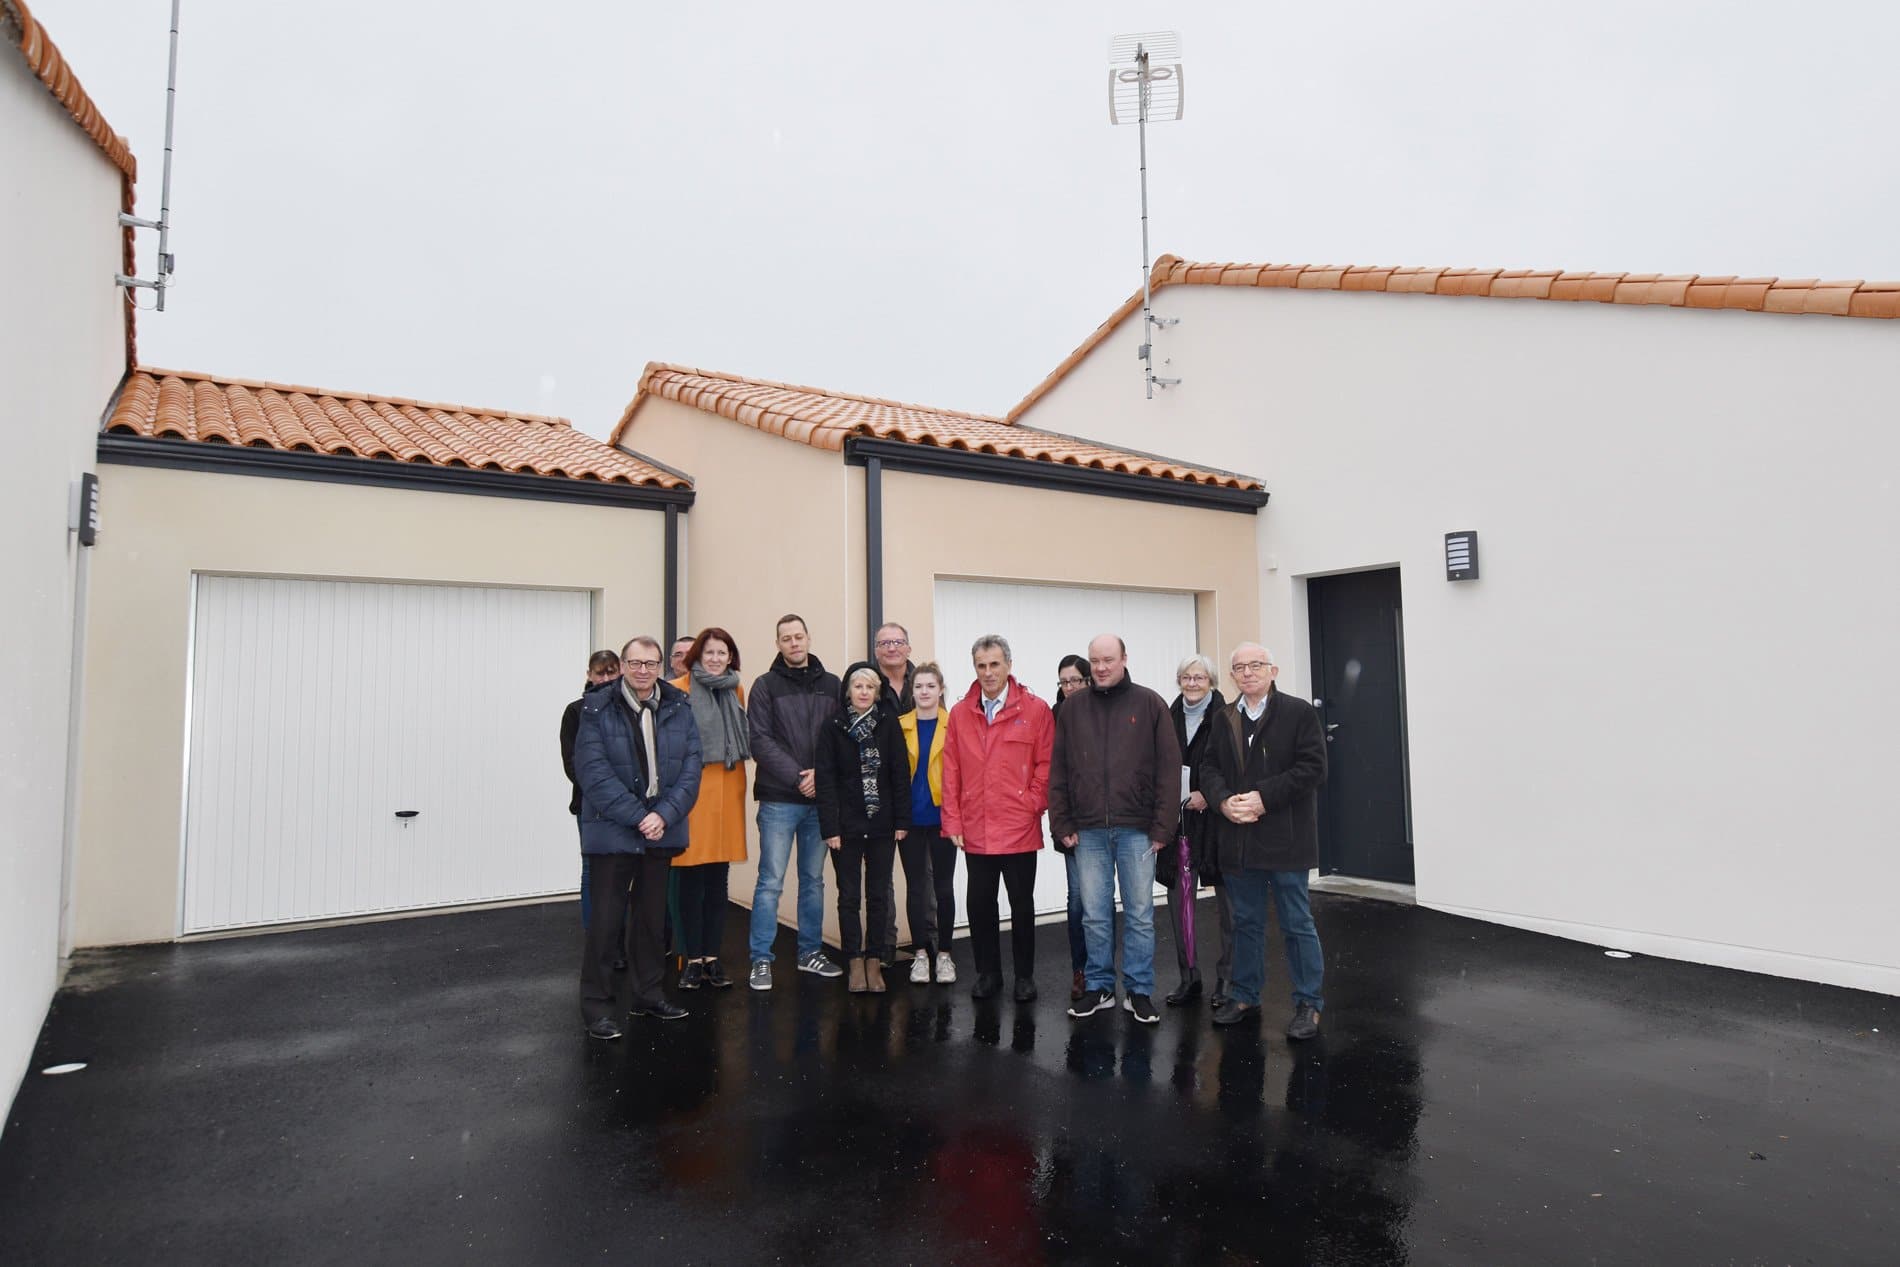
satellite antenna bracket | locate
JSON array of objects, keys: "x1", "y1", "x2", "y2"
[{"x1": 114, "y1": 1, "x2": 183, "y2": 311}]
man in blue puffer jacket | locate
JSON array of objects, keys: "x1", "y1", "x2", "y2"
[{"x1": 575, "y1": 635, "x2": 703, "y2": 1038}]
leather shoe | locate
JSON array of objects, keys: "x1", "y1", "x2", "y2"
[
  {"x1": 1211, "y1": 999, "x2": 1257, "y2": 1027},
  {"x1": 971, "y1": 972, "x2": 1003, "y2": 1000},
  {"x1": 629, "y1": 1000, "x2": 688, "y2": 1021},
  {"x1": 1209, "y1": 978, "x2": 1230, "y2": 1009},
  {"x1": 586, "y1": 1017, "x2": 622, "y2": 1040},
  {"x1": 1013, "y1": 977, "x2": 1037, "y2": 1003},
  {"x1": 1165, "y1": 977, "x2": 1202, "y2": 1007}
]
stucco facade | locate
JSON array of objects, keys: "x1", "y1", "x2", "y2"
[
  {"x1": 1016, "y1": 278, "x2": 1900, "y2": 994},
  {"x1": 1, "y1": 45, "x2": 131, "y2": 1115},
  {"x1": 623, "y1": 394, "x2": 1260, "y2": 945},
  {"x1": 72, "y1": 464, "x2": 668, "y2": 947}
]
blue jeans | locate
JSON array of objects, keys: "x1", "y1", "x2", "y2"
[
  {"x1": 1076, "y1": 826, "x2": 1158, "y2": 996},
  {"x1": 1226, "y1": 867, "x2": 1324, "y2": 1009},
  {"x1": 1064, "y1": 850, "x2": 1087, "y2": 972},
  {"x1": 749, "y1": 801, "x2": 827, "y2": 962}
]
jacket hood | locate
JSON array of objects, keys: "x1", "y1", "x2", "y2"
[
  {"x1": 1089, "y1": 670, "x2": 1135, "y2": 698},
  {"x1": 838, "y1": 659, "x2": 882, "y2": 711},
  {"x1": 771, "y1": 651, "x2": 829, "y2": 683}
]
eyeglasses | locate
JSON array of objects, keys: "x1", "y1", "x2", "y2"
[
  {"x1": 624, "y1": 659, "x2": 662, "y2": 671},
  {"x1": 875, "y1": 638, "x2": 908, "y2": 650},
  {"x1": 1178, "y1": 673, "x2": 1209, "y2": 684},
  {"x1": 1058, "y1": 676, "x2": 1085, "y2": 688},
  {"x1": 1230, "y1": 661, "x2": 1274, "y2": 674}
]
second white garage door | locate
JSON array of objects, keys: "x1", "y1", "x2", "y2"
[
  {"x1": 932, "y1": 578, "x2": 1200, "y2": 920},
  {"x1": 181, "y1": 576, "x2": 590, "y2": 934}
]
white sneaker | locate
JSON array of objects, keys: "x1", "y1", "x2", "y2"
[
  {"x1": 935, "y1": 952, "x2": 957, "y2": 985},
  {"x1": 910, "y1": 949, "x2": 930, "y2": 984}
]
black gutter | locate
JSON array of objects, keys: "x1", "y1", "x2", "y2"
[
  {"x1": 97, "y1": 434, "x2": 695, "y2": 510},
  {"x1": 841, "y1": 436, "x2": 1268, "y2": 514},
  {"x1": 864, "y1": 454, "x2": 884, "y2": 654},
  {"x1": 663, "y1": 505, "x2": 680, "y2": 649}
]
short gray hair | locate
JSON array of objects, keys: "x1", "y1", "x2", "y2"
[
  {"x1": 846, "y1": 665, "x2": 883, "y2": 690},
  {"x1": 971, "y1": 634, "x2": 1012, "y2": 663},
  {"x1": 1176, "y1": 654, "x2": 1217, "y2": 681}
]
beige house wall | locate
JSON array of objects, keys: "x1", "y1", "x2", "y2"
[
  {"x1": 1, "y1": 52, "x2": 130, "y2": 1117},
  {"x1": 73, "y1": 464, "x2": 667, "y2": 947},
  {"x1": 1016, "y1": 281, "x2": 1900, "y2": 994},
  {"x1": 621, "y1": 398, "x2": 1259, "y2": 949}
]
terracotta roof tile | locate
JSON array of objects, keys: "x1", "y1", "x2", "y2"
[
  {"x1": 106, "y1": 369, "x2": 688, "y2": 489},
  {"x1": 1005, "y1": 252, "x2": 1898, "y2": 423},
  {"x1": 614, "y1": 363, "x2": 1262, "y2": 491}
]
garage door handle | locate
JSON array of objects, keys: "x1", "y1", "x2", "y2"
[
  {"x1": 394, "y1": 810, "x2": 419, "y2": 819},
  {"x1": 1325, "y1": 723, "x2": 1340, "y2": 732}
]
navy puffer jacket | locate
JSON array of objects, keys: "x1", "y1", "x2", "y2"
[{"x1": 576, "y1": 678, "x2": 702, "y2": 854}]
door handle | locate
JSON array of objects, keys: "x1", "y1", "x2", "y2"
[{"x1": 1325, "y1": 723, "x2": 1340, "y2": 732}]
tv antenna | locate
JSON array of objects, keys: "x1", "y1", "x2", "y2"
[
  {"x1": 1108, "y1": 31, "x2": 1184, "y2": 398},
  {"x1": 116, "y1": 0, "x2": 182, "y2": 311}
]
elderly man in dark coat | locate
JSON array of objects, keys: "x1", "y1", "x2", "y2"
[
  {"x1": 1197, "y1": 642, "x2": 1328, "y2": 1038},
  {"x1": 575, "y1": 635, "x2": 702, "y2": 1038}
]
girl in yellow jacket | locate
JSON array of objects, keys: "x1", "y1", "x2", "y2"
[{"x1": 898, "y1": 664, "x2": 956, "y2": 984}]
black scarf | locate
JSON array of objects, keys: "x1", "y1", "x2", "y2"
[{"x1": 844, "y1": 707, "x2": 882, "y2": 816}]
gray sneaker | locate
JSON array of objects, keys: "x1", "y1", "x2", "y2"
[
  {"x1": 748, "y1": 958, "x2": 773, "y2": 991},
  {"x1": 797, "y1": 950, "x2": 843, "y2": 979}
]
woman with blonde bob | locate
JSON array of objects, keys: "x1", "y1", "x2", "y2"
[{"x1": 815, "y1": 662, "x2": 911, "y2": 992}]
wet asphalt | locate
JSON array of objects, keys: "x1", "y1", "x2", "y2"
[{"x1": 2, "y1": 892, "x2": 1894, "y2": 1265}]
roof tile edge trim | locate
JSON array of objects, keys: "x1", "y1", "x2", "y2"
[
  {"x1": 134, "y1": 366, "x2": 574, "y2": 428},
  {"x1": 1003, "y1": 253, "x2": 1899, "y2": 423},
  {"x1": 4, "y1": 0, "x2": 137, "y2": 178}
]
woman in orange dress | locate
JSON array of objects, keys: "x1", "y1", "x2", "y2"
[{"x1": 670, "y1": 626, "x2": 750, "y2": 989}]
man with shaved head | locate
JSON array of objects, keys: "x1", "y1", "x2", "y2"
[
  {"x1": 1049, "y1": 633, "x2": 1181, "y2": 1025},
  {"x1": 1197, "y1": 643, "x2": 1328, "y2": 1038}
]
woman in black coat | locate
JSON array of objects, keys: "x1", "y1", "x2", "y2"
[
  {"x1": 815, "y1": 661, "x2": 911, "y2": 993},
  {"x1": 1163, "y1": 654, "x2": 1228, "y2": 1007}
]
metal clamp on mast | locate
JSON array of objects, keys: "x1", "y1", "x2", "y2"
[{"x1": 115, "y1": 0, "x2": 183, "y2": 311}]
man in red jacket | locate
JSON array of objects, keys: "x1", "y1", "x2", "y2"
[{"x1": 941, "y1": 634, "x2": 1054, "y2": 1002}]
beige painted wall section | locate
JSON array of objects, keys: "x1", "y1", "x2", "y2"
[
  {"x1": 1, "y1": 54, "x2": 129, "y2": 1117},
  {"x1": 73, "y1": 465, "x2": 667, "y2": 947},
  {"x1": 1018, "y1": 282, "x2": 1900, "y2": 994}
]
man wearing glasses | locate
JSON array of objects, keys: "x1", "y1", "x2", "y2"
[
  {"x1": 575, "y1": 636, "x2": 703, "y2": 1037},
  {"x1": 1197, "y1": 644, "x2": 1328, "y2": 1038},
  {"x1": 871, "y1": 622, "x2": 917, "y2": 714}
]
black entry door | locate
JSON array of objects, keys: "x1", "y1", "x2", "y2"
[{"x1": 1307, "y1": 568, "x2": 1413, "y2": 882}]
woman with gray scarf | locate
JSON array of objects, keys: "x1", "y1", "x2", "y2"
[{"x1": 670, "y1": 627, "x2": 752, "y2": 989}]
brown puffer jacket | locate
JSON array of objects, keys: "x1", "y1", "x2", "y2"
[{"x1": 1047, "y1": 673, "x2": 1182, "y2": 846}]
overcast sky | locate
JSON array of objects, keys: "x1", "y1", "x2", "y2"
[{"x1": 40, "y1": 1, "x2": 1900, "y2": 438}]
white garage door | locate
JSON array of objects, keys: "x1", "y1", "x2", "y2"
[
  {"x1": 931, "y1": 578, "x2": 1200, "y2": 921},
  {"x1": 181, "y1": 576, "x2": 590, "y2": 933}
]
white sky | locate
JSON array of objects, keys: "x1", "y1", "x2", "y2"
[{"x1": 38, "y1": 1, "x2": 1900, "y2": 439}]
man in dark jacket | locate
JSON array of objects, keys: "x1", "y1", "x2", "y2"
[
  {"x1": 575, "y1": 636, "x2": 702, "y2": 1038},
  {"x1": 1049, "y1": 634, "x2": 1182, "y2": 1026},
  {"x1": 560, "y1": 650, "x2": 622, "y2": 931},
  {"x1": 871, "y1": 621, "x2": 917, "y2": 714},
  {"x1": 745, "y1": 614, "x2": 845, "y2": 989},
  {"x1": 1197, "y1": 643, "x2": 1328, "y2": 1038}
]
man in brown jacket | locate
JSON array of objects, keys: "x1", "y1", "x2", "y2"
[{"x1": 1049, "y1": 634, "x2": 1182, "y2": 1025}]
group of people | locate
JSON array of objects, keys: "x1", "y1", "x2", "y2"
[{"x1": 558, "y1": 615, "x2": 1329, "y2": 1043}]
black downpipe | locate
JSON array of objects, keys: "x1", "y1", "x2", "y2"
[
  {"x1": 663, "y1": 504, "x2": 679, "y2": 649},
  {"x1": 864, "y1": 455, "x2": 883, "y2": 656}
]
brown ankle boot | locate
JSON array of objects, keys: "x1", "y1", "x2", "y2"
[
  {"x1": 865, "y1": 958, "x2": 886, "y2": 993},
  {"x1": 847, "y1": 959, "x2": 868, "y2": 993}
]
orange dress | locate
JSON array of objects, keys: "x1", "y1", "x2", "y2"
[{"x1": 670, "y1": 675, "x2": 749, "y2": 866}]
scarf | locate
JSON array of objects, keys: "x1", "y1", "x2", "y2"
[
  {"x1": 845, "y1": 706, "x2": 882, "y2": 816},
  {"x1": 619, "y1": 680, "x2": 658, "y2": 796},
  {"x1": 687, "y1": 665, "x2": 750, "y2": 768},
  {"x1": 1181, "y1": 693, "x2": 1213, "y2": 746}
]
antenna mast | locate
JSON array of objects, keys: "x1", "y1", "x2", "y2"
[
  {"x1": 116, "y1": 0, "x2": 182, "y2": 310},
  {"x1": 1109, "y1": 32, "x2": 1185, "y2": 397}
]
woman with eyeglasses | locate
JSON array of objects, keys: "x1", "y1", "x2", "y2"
[
  {"x1": 1050, "y1": 653, "x2": 1091, "y2": 1001},
  {"x1": 669, "y1": 627, "x2": 751, "y2": 990},
  {"x1": 1163, "y1": 654, "x2": 1229, "y2": 1008}
]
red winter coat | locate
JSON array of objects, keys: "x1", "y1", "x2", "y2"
[{"x1": 939, "y1": 677, "x2": 1053, "y2": 855}]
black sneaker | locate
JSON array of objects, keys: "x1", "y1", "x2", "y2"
[
  {"x1": 703, "y1": 959, "x2": 733, "y2": 989},
  {"x1": 1211, "y1": 999, "x2": 1256, "y2": 1027},
  {"x1": 630, "y1": 1000, "x2": 688, "y2": 1021},
  {"x1": 1068, "y1": 987, "x2": 1115, "y2": 1018},
  {"x1": 586, "y1": 1017, "x2": 622, "y2": 1041},
  {"x1": 1285, "y1": 1002, "x2": 1321, "y2": 1041},
  {"x1": 678, "y1": 961, "x2": 705, "y2": 990},
  {"x1": 1124, "y1": 993, "x2": 1160, "y2": 1025}
]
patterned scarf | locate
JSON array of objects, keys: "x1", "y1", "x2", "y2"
[{"x1": 845, "y1": 707, "x2": 882, "y2": 816}]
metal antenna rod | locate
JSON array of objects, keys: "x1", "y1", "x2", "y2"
[
  {"x1": 1136, "y1": 42, "x2": 1155, "y2": 399},
  {"x1": 155, "y1": 0, "x2": 181, "y2": 311}
]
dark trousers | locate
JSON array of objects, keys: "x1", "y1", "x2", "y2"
[
  {"x1": 1168, "y1": 877, "x2": 1234, "y2": 987},
  {"x1": 676, "y1": 862, "x2": 729, "y2": 959},
  {"x1": 930, "y1": 832, "x2": 958, "y2": 952},
  {"x1": 965, "y1": 851, "x2": 1037, "y2": 981},
  {"x1": 897, "y1": 827, "x2": 944, "y2": 955},
  {"x1": 579, "y1": 851, "x2": 671, "y2": 1022},
  {"x1": 834, "y1": 834, "x2": 897, "y2": 959}
]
